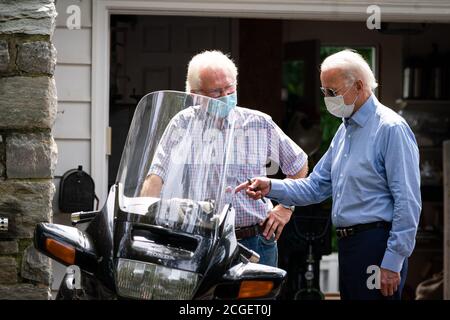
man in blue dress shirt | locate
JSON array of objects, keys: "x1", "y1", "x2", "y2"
[{"x1": 236, "y1": 49, "x2": 421, "y2": 300}]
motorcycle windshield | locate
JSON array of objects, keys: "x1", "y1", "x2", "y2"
[{"x1": 115, "y1": 90, "x2": 238, "y2": 237}]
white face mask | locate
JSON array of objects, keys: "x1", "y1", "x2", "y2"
[{"x1": 324, "y1": 84, "x2": 358, "y2": 118}]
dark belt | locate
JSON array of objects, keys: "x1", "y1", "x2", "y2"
[
  {"x1": 336, "y1": 221, "x2": 391, "y2": 240},
  {"x1": 235, "y1": 224, "x2": 262, "y2": 240}
]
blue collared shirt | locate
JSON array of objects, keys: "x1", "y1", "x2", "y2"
[{"x1": 269, "y1": 94, "x2": 422, "y2": 272}]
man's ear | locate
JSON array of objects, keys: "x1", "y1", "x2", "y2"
[{"x1": 356, "y1": 79, "x2": 364, "y2": 92}]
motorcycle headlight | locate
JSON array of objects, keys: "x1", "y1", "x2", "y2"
[{"x1": 115, "y1": 258, "x2": 200, "y2": 299}]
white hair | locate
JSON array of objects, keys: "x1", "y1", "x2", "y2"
[
  {"x1": 185, "y1": 50, "x2": 238, "y2": 92},
  {"x1": 320, "y1": 49, "x2": 378, "y2": 91}
]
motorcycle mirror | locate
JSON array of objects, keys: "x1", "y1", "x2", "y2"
[{"x1": 34, "y1": 223, "x2": 98, "y2": 273}]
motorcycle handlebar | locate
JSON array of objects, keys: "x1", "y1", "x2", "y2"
[{"x1": 238, "y1": 243, "x2": 260, "y2": 263}]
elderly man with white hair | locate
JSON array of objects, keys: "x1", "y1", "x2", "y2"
[
  {"x1": 236, "y1": 49, "x2": 421, "y2": 300},
  {"x1": 141, "y1": 50, "x2": 309, "y2": 267}
]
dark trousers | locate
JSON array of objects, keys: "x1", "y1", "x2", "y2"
[{"x1": 338, "y1": 227, "x2": 408, "y2": 300}]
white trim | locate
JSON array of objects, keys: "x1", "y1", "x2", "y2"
[
  {"x1": 92, "y1": 1, "x2": 111, "y2": 204},
  {"x1": 98, "y1": 1, "x2": 450, "y2": 22},
  {"x1": 92, "y1": 0, "x2": 450, "y2": 204}
]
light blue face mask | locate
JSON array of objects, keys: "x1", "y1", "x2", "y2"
[{"x1": 208, "y1": 92, "x2": 237, "y2": 118}]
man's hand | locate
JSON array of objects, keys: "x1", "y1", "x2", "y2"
[
  {"x1": 380, "y1": 268, "x2": 401, "y2": 297},
  {"x1": 261, "y1": 205, "x2": 292, "y2": 241},
  {"x1": 235, "y1": 177, "x2": 271, "y2": 200}
]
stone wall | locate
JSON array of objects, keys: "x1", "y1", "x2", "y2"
[{"x1": 0, "y1": 0, "x2": 57, "y2": 300}]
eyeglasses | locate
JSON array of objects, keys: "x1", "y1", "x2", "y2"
[
  {"x1": 193, "y1": 82, "x2": 237, "y2": 99},
  {"x1": 320, "y1": 81, "x2": 355, "y2": 97},
  {"x1": 320, "y1": 85, "x2": 346, "y2": 97}
]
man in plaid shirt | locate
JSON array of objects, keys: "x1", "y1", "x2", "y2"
[{"x1": 141, "y1": 50, "x2": 308, "y2": 266}]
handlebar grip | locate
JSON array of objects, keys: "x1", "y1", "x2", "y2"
[
  {"x1": 71, "y1": 211, "x2": 98, "y2": 224},
  {"x1": 238, "y1": 243, "x2": 260, "y2": 263}
]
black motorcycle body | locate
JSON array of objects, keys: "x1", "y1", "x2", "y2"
[{"x1": 34, "y1": 91, "x2": 286, "y2": 300}]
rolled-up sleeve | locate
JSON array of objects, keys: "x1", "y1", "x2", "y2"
[
  {"x1": 148, "y1": 117, "x2": 181, "y2": 182},
  {"x1": 381, "y1": 123, "x2": 422, "y2": 272},
  {"x1": 267, "y1": 119, "x2": 307, "y2": 176}
]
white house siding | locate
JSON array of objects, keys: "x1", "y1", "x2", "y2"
[
  {"x1": 50, "y1": 0, "x2": 93, "y2": 294},
  {"x1": 52, "y1": 0, "x2": 93, "y2": 218}
]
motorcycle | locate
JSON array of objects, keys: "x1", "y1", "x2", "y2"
[{"x1": 34, "y1": 90, "x2": 286, "y2": 300}]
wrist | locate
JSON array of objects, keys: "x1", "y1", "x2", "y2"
[{"x1": 280, "y1": 203, "x2": 295, "y2": 212}]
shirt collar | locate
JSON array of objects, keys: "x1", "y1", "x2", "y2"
[{"x1": 344, "y1": 94, "x2": 377, "y2": 128}]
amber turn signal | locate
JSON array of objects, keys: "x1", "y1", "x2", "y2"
[
  {"x1": 45, "y1": 238, "x2": 75, "y2": 265},
  {"x1": 238, "y1": 280, "x2": 274, "y2": 299}
]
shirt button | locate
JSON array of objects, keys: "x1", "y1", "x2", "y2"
[
  {"x1": 340, "y1": 174, "x2": 343, "y2": 177},
  {"x1": 337, "y1": 193, "x2": 340, "y2": 197},
  {"x1": 344, "y1": 154, "x2": 348, "y2": 158}
]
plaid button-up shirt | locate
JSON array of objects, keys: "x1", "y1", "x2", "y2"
[{"x1": 149, "y1": 106, "x2": 307, "y2": 227}]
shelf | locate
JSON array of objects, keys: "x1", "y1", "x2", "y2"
[
  {"x1": 421, "y1": 185, "x2": 443, "y2": 202},
  {"x1": 421, "y1": 183, "x2": 442, "y2": 188},
  {"x1": 396, "y1": 99, "x2": 450, "y2": 113},
  {"x1": 414, "y1": 248, "x2": 443, "y2": 254},
  {"x1": 421, "y1": 184, "x2": 443, "y2": 189},
  {"x1": 420, "y1": 146, "x2": 443, "y2": 151},
  {"x1": 421, "y1": 200, "x2": 443, "y2": 205},
  {"x1": 415, "y1": 233, "x2": 442, "y2": 244},
  {"x1": 397, "y1": 99, "x2": 450, "y2": 105},
  {"x1": 415, "y1": 234, "x2": 442, "y2": 248}
]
